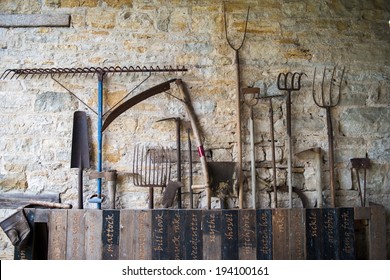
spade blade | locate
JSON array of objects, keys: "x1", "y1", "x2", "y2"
[{"x1": 71, "y1": 111, "x2": 90, "y2": 169}]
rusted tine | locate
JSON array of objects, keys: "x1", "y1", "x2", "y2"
[
  {"x1": 312, "y1": 65, "x2": 345, "y2": 208},
  {"x1": 1, "y1": 65, "x2": 188, "y2": 80}
]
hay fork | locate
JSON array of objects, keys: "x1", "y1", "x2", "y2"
[
  {"x1": 312, "y1": 66, "x2": 345, "y2": 208},
  {"x1": 277, "y1": 72, "x2": 306, "y2": 208}
]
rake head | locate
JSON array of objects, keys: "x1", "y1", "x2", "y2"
[
  {"x1": 277, "y1": 72, "x2": 306, "y2": 91},
  {"x1": 132, "y1": 145, "x2": 171, "y2": 188},
  {"x1": 312, "y1": 66, "x2": 345, "y2": 108}
]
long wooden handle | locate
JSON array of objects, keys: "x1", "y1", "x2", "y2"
[{"x1": 175, "y1": 79, "x2": 210, "y2": 209}]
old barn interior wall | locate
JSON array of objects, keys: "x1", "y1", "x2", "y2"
[{"x1": 0, "y1": 0, "x2": 389, "y2": 259}]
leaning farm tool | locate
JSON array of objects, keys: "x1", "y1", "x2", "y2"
[
  {"x1": 350, "y1": 154, "x2": 371, "y2": 207},
  {"x1": 242, "y1": 87, "x2": 260, "y2": 209},
  {"x1": 258, "y1": 91, "x2": 285, "y2": 208},
  {"x1": 175, "y1": 79, "x2": 211, "y2": 209},
  {"x1": 312, "y1": 66, "x2": 345, "y2": 208},
  {"x1": 156, "y1": 117, "x2": 182, "y2": 208},
  {"x1": 2, "y1": 65, "x2": 186, "y2": 209},
  {"x1": 277, "y1": 71, "x2": 305, "y2": 208},
  {"x1": 224, "y1": 2, "x2": 250, "y2": 209},
  {"x1": 70, "y1": 111, "x2": 90, "y2": 209},
  {"x1": 132, "y1": 146, "x2": 172, "y2": 209}
]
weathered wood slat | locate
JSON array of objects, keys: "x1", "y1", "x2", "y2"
[
  {"x1": 102, "y1": 210, "x2": 120, "y2": 260},
  {"x1": 66, "y1": 210, "x2": 85, "y2": 260},
  {"x1": 184, "y1": 209, "x2": 202, "y2": 260},
  {"x1": 168, "y1": 209, "x2": 185, "y2": 260},
  {"x1": 338, "y1": 208, "x2": 355, "y2": 259},
  {"x1": 369, "y1": 205, "x2": 387, "y2": 259},
  {"x1": 289, "y1": 208, "x2": 306, "y2": 260},
  {"x1": 85, "y1": 210, "x2": 102, "y2": 260},
  {"x1": 119, "y1": 209, "x2": 134, "y2": 260},
  {"x1": 306, "y1": 208, "x2": 322, "y2": 260},
  {"x1": 256, "y1": 209, "x2": 272, "y2": 260},
  {"x1": 135, "y1": 210, "x2": 152, "y2": 260},
  {"x1": 221, "y1": 209, "x2": 238, "y2": 260},
  {"x1": 47, "y1": 210, "x2": 67, "y2": 260},
  {"x1": 238, "y1": 209, "x2": 256, "y2": 260},
  {"x1": 202, "y1": 209, "x2": 221, "y2": 260},
  {"x1": 152, "y1": 209, "x2": 168, "y2": 260},
  {"x1": 272, "y1": 208, "x2": 290, "y2": 260},
  {"x1": 0, "y1": 193, "x2": 60, "y2": 209},
  {"x1": 0, "y1": 14, "x2": 70, "y2": 28}
]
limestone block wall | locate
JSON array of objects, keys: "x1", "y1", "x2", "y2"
[{"x1": 0, "y1": 0, "x2": 389, "y2": 259}]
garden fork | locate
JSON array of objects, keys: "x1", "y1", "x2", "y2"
[
  {"x1": 277, "y1": 72, "x2": 305, "y2": 208},
  {"x1": 312, "y1": 66, "x2": 345, "y2": 208}
]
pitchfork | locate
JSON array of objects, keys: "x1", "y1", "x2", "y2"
[
  {"x1": 132, "y1": 145, "x2": 172, "y2": 209},
  {"x1": 312, "y1": 66, "x2": 345, "y2": 208},
  {"x1": 277, "y1": 72, "x2": 305, "y2": 208}
]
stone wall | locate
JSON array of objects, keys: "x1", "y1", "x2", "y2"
[{"x1": 0, "y1": 0, "x2": 389, "y2": 259}]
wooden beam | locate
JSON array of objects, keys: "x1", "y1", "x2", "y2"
[{"x1": 0, "y1": 14, "x2": 70, "y2": 28}]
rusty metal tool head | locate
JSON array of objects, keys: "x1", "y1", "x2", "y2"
[
  {"x1": 132, "y1": 145, "x2": 172, "y2": 209},
  {"x1": 350, "y1": 155, "x2": 371, "y2": 207},
  {"x1": 156, "y1": 117, "x2": 182, "y2": 208},
  {"x1": 312, "y1": 66, "x2": 345, "y2": 109},
  {"x1": 277, "y1": 71, "x2": 306, "y2": 208},
  {"x1": 312, "y1": 65, "x2": 345, "y2": 208}
]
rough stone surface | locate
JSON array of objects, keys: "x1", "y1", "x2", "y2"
[{"x1": 0, "y1": 0, "x2": 389, "y2": 259}]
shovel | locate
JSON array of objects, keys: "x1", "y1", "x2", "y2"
[{"x1": 71, "y1": 111, "x2": 90, "y2": 209}]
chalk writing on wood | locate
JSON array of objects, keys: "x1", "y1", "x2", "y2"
[
  {"x1": 338, "y1": 208, "x2": 355, "y2": 259},
  {"x1": 272, "y1": 209, "x2": 290, "y2": 260},
  {"x1": 306, "y1": 208, "x2": 322, "y2": 260},
  {"x1": 202, "y1": 210, "x2": 221, "y2": 260},
  {"x1": 238, "y1": 210, "x2": 256, "y2": 259},
  {"x1": 323, "y1": 208, "x2": 337, "y2": 260},
  {"x1": 48, "y1": 210, "x2": 67, "y2": 260},
  {"x1": 152, "y1": 210, "x2": 168, "y2": 260},
  {"x1": 289, "y1": 208, "x2": 305, "y2": 260},
  {"x1": 102, "y1": 210, "x2": 120, "y2": 260},
  {"x1": 168, "y1": 210, "x2": 184, "y2": 260},
  {"x1": 66, "y1": 210, "x2": 85, "y2": 260},
  {"x1": 256, "y1": 209, "x2": 272, "y2": 260},
  {"x1": 221, "y1": 210, "x2": 238, "y2": 260}
]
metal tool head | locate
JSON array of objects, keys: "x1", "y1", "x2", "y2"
[
  {"x1": 312, "y1": 66, "x2": 345, "y2": 108},
  {"x1": 277, "y1": 72, "x2": 306, "y2": 91},
  {"x1": 70, "y1": 111, "x2": 90, "y2": 169}
]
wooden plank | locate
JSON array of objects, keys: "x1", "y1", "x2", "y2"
[
  {"x1": 369, "y1": 205, "x2": 387, "y2": 259},
  {"x1": 184, "y1": 209, "x2": 203, "y2": 260},
  {"x1": 0, "y1": 14, "x2": 70, "y2": 28},
  {"x1": 256, "y1": 209, "x2": 272, "y2": 260},
  {"x1": 47, "y1": 210, "x2": 67, "y2": 260},
  {"x1": 289, "y1": 208, "x2": 306, "y2": 260},
  {"x1": 306, "y1": 208, "x2": 322, "y2": 260},
  {"x1": 168, "y1": 209, "x2": 185, "y2": 260},
  {"x1": 338, "y1": 208, "x2": 355, "y2": 259},
  {"x1": 85, "y1": 210, "x2": 102, "y2": 260},
  {"x1": 221, "y1": 209, "x2": 238, "y2": 260},
  {"x1": 0, "y1": 193, "x2": 60, "y2": 209},
  {"x1": 135, "y1": 210, "x2": 152, "y2": 260},
  {"x1": 119, "y1": 209, "x2": 134, "y2": 260},
  {"x1": 272, "y1": 208, "x2": 290, "y2": 260},
  {"x1": 354, "y1": 207, "x2": 370, "y2": 220},
  {"x1": 152, "y1": 209, "x2": 168, "y2": 260},
  {"x1": 322, "y1": 208, "x2": 338, "y2": 260},
  {"x1": 202, "y1": 209, "x2": 221, "y2": 260},
  {"x1": 102, "y1": 210, "x2": 120, "y2": 260},
  {"x1": 66, "y1": 210, "x2": 86, "y2": 260},
  {"x1": 14, "y1": 209, "x2": 35, "y2": 260},
  {"x1": 238, "y1": 209, "x2": 256, "y2": 260}
]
